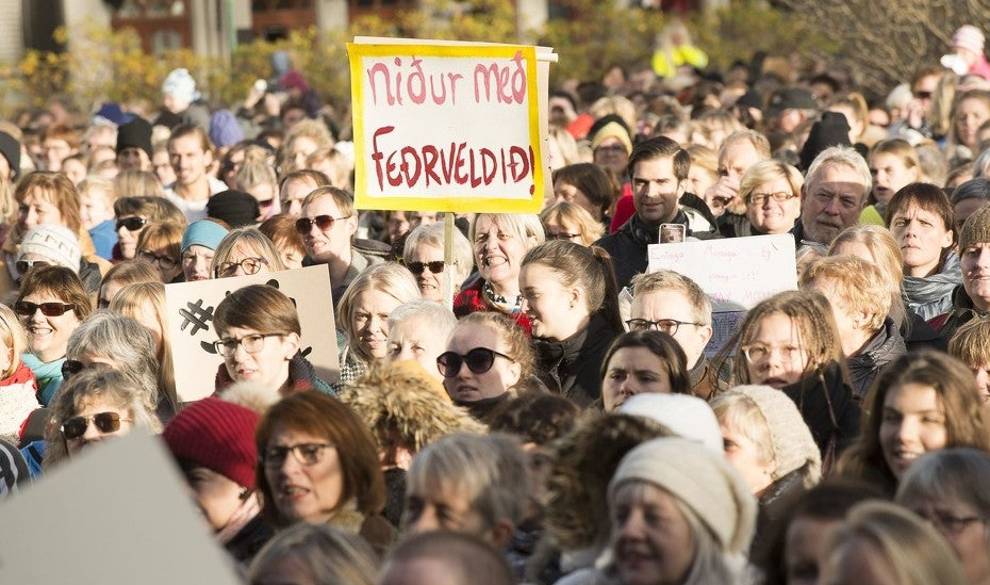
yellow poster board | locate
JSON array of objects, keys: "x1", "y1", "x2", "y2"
[{"x1": 348, "y1": 41, "x2": 549, "y2": 213}]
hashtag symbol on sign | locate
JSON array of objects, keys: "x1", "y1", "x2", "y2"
[{"x1": 179, "y1": 299, "x2": 214, "y2": 336}]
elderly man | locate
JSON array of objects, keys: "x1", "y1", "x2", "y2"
[{"x1": 795, "y1": 145, "x2": 872, "y2": 247}]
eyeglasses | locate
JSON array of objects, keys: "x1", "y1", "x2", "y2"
[
  {"x1": 294, "y1": 215, "x2": 351, "y2": 234},
  {"x1": 257, "y1": 198, "x2": 275, "y2": 209},
  {"x1": 215, "y1": 256, "x2": 268, "y2": 278},
  {"x1": 61, "y1": 412, "x2": 131, "y2": 441},
  {"x1": 914, "y1": 90, "x2": 933, "y2": 100},
  {"x1": 116, "y1": 216, "x2": 147, "y2": 232},
  {"x1": 138, "y1": 250, "x2": 178, "y2": 270},
  {"x1": 263, "y1": 443, "x2": 334, "y2": 467},
  {"x1": 213, "y1": 333, "x2": 286, "y2": 357},
  {"x1": 15, "y1": 259, "x2": 50, "y2": 275},
  {"x1": 748, "y1": 191, "x2": 798, "y2": 206},
  {"x1": 406, "y1": 260, "x2": 445, "y2": 275},
  {"x1": 437, "y1": 347, "x2": 515, "y2": 378},
  {"x1": 914, "y1": 509, "x2": 985, "y2": 534},
  {"x1": 547, "y1": 231, "x2": 581, "y2": 241},
  {"x1": 625, "y1": 318, "x2": 703, "y2": 336},
  {"x1": 14, "y1": 301, "x2": 75, "y2": 317},
  {"x1": 740, "y1": 343, "x2": 805, "y2": 364},
  {"x1": 61, "y1": 359, "x2": 86, "y2": 379}
]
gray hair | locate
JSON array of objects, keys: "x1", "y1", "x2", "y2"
[
  {"x1": 405, "y1": 433, "x2": 530, "y2": 531},
  {"x1": 971, "y1": 150, "x2": 990, "y2": 179},
  {"x1": 403, "y1": 222, "x2": 474, "y2": 284},
  {"x1": 469, "y1": 213, "x2": 545, "y2": 255},
  {"x1": 248, "y1": 524, "x2": 377, "y2": 585},
  {"x1": 388, "y1": 299, "x2": 457, "y2": 333},
  {"x1": 805, "y1": 145, "x2": 873, "y2": 200},
  {"x1": 896, "y1": 447, "x2": 990, "y2": 519},
  {"x1": 66, "y1": 310, "x2": 172, "y2": 415},
  {"x1": 951, "y1": 177, "x2": 990, "y2": 204}
]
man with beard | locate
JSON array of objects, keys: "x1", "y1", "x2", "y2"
[{"x1": 796, "y1": 146, "x2": 872, "y2": 249}]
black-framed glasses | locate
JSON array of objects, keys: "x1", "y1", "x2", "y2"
[
  {"x1": 116, "y1": 216, "x2": 147, "y2": 232},
  {"x1": 437, "y1": 347, "x2": 514, "y2": 378},
  {"x1": 748, "y1": 191, "x2": 798, "y2": 206},
  {"x1": 15, "y1": 259, "x2": 51, "y2": 275},
  {"x1": 406, "y1": 260, "x2": 445, "y2": 275},
  {"x1": 213, "y1": 333, "x2": 286, "y2": 357},
  {"x1": 294, "y1": 214, "x2": 351, "y2": 234},
  {"x1": 61, "y1": 359, "x2": 86, "y2": 379},
  {"x1": 913, "y1": 509, "x2": 985, "y2": 534},
  {"x1": 215, "y1": 256, "x2": 268, "y2": 278},
  {"x1": 262, "y1": 443, "x2": 334, "y2": 468},
  {"x1": 14, "y1": 301, "x2": 75, "y2": 317},
  {"x1": 61, "y1": 412, "x2": 131, "y2": 440},
  {"x1": 625, "y1": 318, "x2": 703, "y2": 335},
  {"x1": 138, "y1": 250, "x2": 178, "y2": 270}
]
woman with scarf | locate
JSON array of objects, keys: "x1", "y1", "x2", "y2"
[{"x1": 519, "y1": 240, "x2": 623, "y2": 407}]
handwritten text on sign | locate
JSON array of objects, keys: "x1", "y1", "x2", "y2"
[
  {"x1": 349, "y1": 43, "x2": 544, "y2": 213},
  {"x1": 647, "y1": 234, "x2": 797, "y2": 312}
]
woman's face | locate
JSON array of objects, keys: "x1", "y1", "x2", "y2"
[
  {"x1": 903, "y1": 496, "x2": 990, "y2": 585},
  {"x1": 442, "y1": 323, "x2": 521, "y2": 402},
  {"x1": 879, "y1": 382, "x2": 947, "y2": 479},
  {"x1": 386, "y1": 315, "x2": 447, "y2": 382},
  {"x1": 19, "y1": 290, "x2": 80, "y2": 363},
  {"x1": 185, "y1": 466, "x2": 245, "y2": 532},
  {"x1": 889, "y1": 203, "x2": 953, "y2": 278},
  {"x1": 18, "y1": 192, "x2": 64, "y2": 232},
  {"x1": 216, "y1": 242, "x2": 273, "y2": 279},
  {"x1": 128, "y1": 303, "x2": 163, "y2": 354},
  {"x1": 406, "y1": 242, "x2": 448, "y2": 303},
  {"x1": 351, "y1": 288, "x2": 402, "y2": 361},
  {"x1": 139, "y1": 245, "x2": 182, "y2": 283},
  {"x1": 473, "y1": 216, "x2": 532, "y2": 291},
  {"x1": 64, "y1": 396, "x2": 134, "y2": 458},
  {"x1": 276, "y1": 243, "x2": 305, "y2": 271},
  {"x1": 62, "y1": 158, "x2": 87, "y2": 186},
  {"x1": 116, "y1": 216, "x2": 146, "y2": 260},
  {"x1": 593, "y1": 138, "x2": 629, "y2": 175},
  {"x1": 263, "y1": 425, "x2": 344, "y2": 525},
  {"x1": 720, "y1": 417, "x2": 775, "y2": 495},
  {"x1": 611, "y1": 482, "x2": 696, "y2": 585},
  {"x1": 687, "y1": 167, "x2": 718, "y2": 202},
  {"x1": 870, "y1": 153, "x2": 917, "y2": 204},
  {"x1": 182, "y1": 244, "x2": 215, "y2": 282},
  {"x1": 785, "y1": 515, "x2": 841, "y2": 585},
  {"x1": 543, "y1": 218, "x2": 585, "y2": 245},
  {"x1": 520, "y1": 262, "x2": 586, "y2": 340},
  {"x1": 220, "y1": 325, "x2": 299, "y2": 392},
  {"x1": 743, "y1": 312, "x2": 810, "y2": 389},
  {"x1": 961, "y1": 243, "x2": 990, "y2": 311},
  {"x1": 746, "y1": 175, "x2": 801, "y2": 234},
  {"x1": 602, "y1": 347, "x2": 673, "y2": 412},
  {"x1": 552, "y1": 179, "x2": 600, "y2": 220},
  {"x1": 289, "y1": 137, "x2": 319, "y2": 171},
  {"x1": 957, "y1": 97, "x2": 990, "y2": 149}
]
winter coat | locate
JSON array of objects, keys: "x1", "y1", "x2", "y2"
[
  {"x1": 225, "y1": 514, "x2": 273, "y2": 565},
  {"x1": 455, "y1": 392, "x2": 513, "y2": 426},
  {"x1": 533, "y1": 314, "x2": 623, "y2": 407},
  {"x1": 595, "y1": 210, "x2": 693, "y2": 291},
  {"x1": 750, "y1": 468, "x2": 809, "y2": 561},
  {"x1": 932, "y1": 285, "x2": 987, "y2": 348},
  {"x1": 781, "y1": 362, "x2": 861, "y2": 462},
  {"x1": 214, "y1": 351, "x2": 333, "y2": 396},
  {"x1": 453, "y1": 277, "x2": 532, "y2": 334},
  {"x1": 688, "y1": 355, "x2": 723, "y2": 401},
  {"x1": 847, "y1": 318, "x2": 906, "y2": 401},
  {"x1": 0, "y1": 362, "x2": 38, "y2": 443}
]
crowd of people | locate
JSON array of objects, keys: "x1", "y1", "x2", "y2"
[{"x1": 3, "y1": 18, "x2": 990, "y2": 585}]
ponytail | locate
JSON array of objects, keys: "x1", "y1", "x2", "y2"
[{"x1": 590, "y1": 245, "x2": 624, "y2": 332}]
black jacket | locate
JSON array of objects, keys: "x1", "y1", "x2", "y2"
[
  {"x1": 847, "y1": 318, "x2": 906, "y2": 401},
  {"x1": 751, "y1": 468, "x2": 808, "y2": 561},
  {"x1": 934, "y1": 285, "x2": 987, "y2": 348},
  {"x1": 532, "y1": 314, "x2": 623, "y2": 407},
  {"x1": 225, "y1": 514, "x2": 273, "y2": 565},
  {"x1": 782, "y1": 362, "x2": 861, "y2": 459},
  {"x1": 594, "y1": 210, "x2": 692, "y2": 291}
]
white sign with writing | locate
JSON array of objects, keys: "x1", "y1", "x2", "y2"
[{"x1": 164, "y1": 266, "x2": 339, "y2": 402}]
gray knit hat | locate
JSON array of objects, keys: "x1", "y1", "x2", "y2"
[
  {"x1": 726, "y1": 385, "x2": 821, "y2": 484},
  {"x1": 960, "y1": 202, "x2": 990, "y2": 252},
  {"x1": 17, "y1": 225, "x2": 81, "y2": 272},
  {"x1": 609, "y1": 437, "x2": 757, "y2": 555}
]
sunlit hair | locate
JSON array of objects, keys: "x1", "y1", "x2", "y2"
[
  {"x1": 99, "y1": 260, "x2": 161, "y2": 306},
  {"x1": 838, "y1": 351, "x2": 990, "y2": 495},
  {"x1": 739, "y1": 160, "x2": 803, "y2": 205},
  {"x1": 248, "y1": 524, "x2": 377, "y2": 585},
  {"x1": 631, "y1": 269, "x2": 712, "y2": 327},
  {"x1": 279, "y1": 119, "x2": 334, "y2": 174},
  {"x1": 539, "y1": 201, "x2": 605, "y2": 246},
  {"x1": 113, "y1": 195, "x2": 184, "y2": 226},
  {"x1": 258, "y1": 214, "x2": 307, "y2": 260},
  {"x1": 719, "y1": 129, "x2": 771, "y2": 162},
  {"x1": 114, "y1": 170, "x2": 164, "y2": 199},
  {"x1": 0, "y1": 303, "x2": 27, "y2": 379},
  {"x1": 109, "y1": 282, "x2": 176, "y2": 410},
  {"x1": 452, "y1": 311, "x2": 535, "y2": 382},
  {"x1": 306, "y1": 147, "x2": 352, "y2": 189},
  {"x1": 234, "y1": 155, "x2": 277, "y2": 191},
  {"x1": 871, "y1": 138, "x2": 920, "y2": 173},
  {"x1": 210, "y1": 227, "x2": 287, "y2": 278},
  {"x1": 469, "y1": 213, "x2": 546, "y2": 259},
  {"x1": 402, "y1": 222, "x2": 473, "y2": 284},
  {"x1": 17, "y1": 265, "x2": 92, "y2": 322},
  {"x1": 694, "y1": 110, "x2": 745, "y2": 150},
  {"x1": 383, "y1": 530, "x2": 516, "y2": 585},
  {"x1": 14, "y1": 171, "x2": 82, "y2": 234},
  {"x1": 388, "y1": 299, "x2": 458, "y2": 341},
  {"x1": 213, "y1": 284, "x2": 301, "y2": 338},
  {"x1": 136, "y1": 222, "x2": 183, "y2": 267},
  {"x1": 686, "y1": 144, "x2": 718, "y2": 177},
  {"x1": 897, "y1": 448, "x2": 990, "y2": 529},
  {"x1": 78, "y1": 176, "x2": 117, "y2": 206},
  {"x1": 949, "y1": 317, "x2": 990, "y2": 371},
  {"x1": 167, "y1": 124, "x2": 214, "y2": 156},
  {"x1": 44, "y1": 367, "x2": 162, "y2": 469},
  {"x1": 279, "y1": 169, "x2": 331, "y2": 197},
  {"x1": 805, "y1": 146, "x2": 873, "y2": 198},
  {"x1": 828, "y1": 224, "x2": 906, "y2": 327},
  {"x1": 589, "y1": 96, "x2": 637, "y2": 131},
  {"x1": 800, "y1": 255, "x2": 891, "y2": 332},
  {"x1": 302, "y1": 185, "x2": 354, "y2": 218},
  {"x1": 337, "y1": 262, "x2": 421, "y2": 364}
]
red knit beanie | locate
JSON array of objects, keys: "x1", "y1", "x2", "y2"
[{"x1": 163, "y1": 397, "x2": 260, "y2": 489}]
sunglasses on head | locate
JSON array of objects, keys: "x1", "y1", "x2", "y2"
[
  {"x1": 15, "y1": 259, "x2": 50, "y2": 275},
  {"x1": 437, "y1": 347, "x2": 514, "y2": 378},
  {"x1": 406, "y1": 260, "x2": 445, "y2": 275},
  {"x1": 294, "y1": 215, "x2": 350, "y2": 234},
  {"x1": 116, "y1": 216, "x2": 147, "y2": 232},
  {"x1": 61, "y1": 412, "x2": 128, "y2": 441},
  {"x1": 14, "y1": 301, "x2": 75, "y2": 317},
  {"x1": 61, "y1": 359, "x2": 86, "y2": 379}
]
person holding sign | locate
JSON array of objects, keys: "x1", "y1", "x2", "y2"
[{"x1": 213, "y1": 285, "x2": 332, "y2": 398}]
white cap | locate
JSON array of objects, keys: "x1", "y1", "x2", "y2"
[{"x1": 617, "y1": 393, "x2": 723, "y2": 454}]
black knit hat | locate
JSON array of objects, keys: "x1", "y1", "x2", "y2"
[
  {"x1": 206, "y1": 190, "x2": 260, "y2": 228},
  {"x1": 0, "y1": 131, "x2": 21, "y2": 179},
  {"x1": 116, "y1": 117, "x2": 153, "y2": 158},
  {"x1": 800, "y1": 111, "x2": 852, "y2": 171}
]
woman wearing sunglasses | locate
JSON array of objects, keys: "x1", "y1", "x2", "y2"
[
  {"x1": 112, "y1": 195, "x2": 186, "y2": 262},
  {"x1": 213, "y1": 284, "x2": 331, "y2": 398},
  {"x1": 211, "y1": 227, "x2": 286, "y2": 279},
  {"x1": 43, "y1": 367, "x2": 161, "y2": 469},
  {"x1": 438, "y1": 311, "x2": 535, "y2": 423},
  {"x1": 16, "y1": 265, "x2": 91, "y2": 406},
  {"x1": 402, "y1": 222, "x2": 473, "y2": 304},
  {"x1": 255, "y1": 391, "x2": 394, "y2": 555},
  {"x1": 135, "y1": 222, "x2": 185, "y2": 283}
]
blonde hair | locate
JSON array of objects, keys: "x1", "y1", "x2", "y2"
[
  {"x1": 248, "y1": 524, "x2": 377, "y2": 585},
  {"x1": 711, "y1": 393, "x2": 773, "y2": 466},
  {"x1": 234, "y1": 155, "x2": 277, "y2": 191},
  {"x1": 114, "y1": 170, "x2": 164, "y2": 199},
  {"x1": 337, "y1": 263, "x2": 421, "y2": 363},
  {"x1": 302, "y1": 186, "x2": 354, "y2": 218},
  {"x1": 109, "y1": 282, "x2": 176, "y2": 408},
  {"x1": 828, "y1": 225, "x2": 906, "y2": 327},
  {"x1": 136, "y1": 222, "x2": 183, "y2": 265},
  {"x1": 210, "y1": 227, "x2": 286, "y2": 278},
  {"x1": 0, "y1": 303, "x2": 26, "y2": 379},
  {"x1": 800, "y1": 255, "x2": 891, "y2": 332},
  {"x1": 589, "y1": 96, "x2": 637, "y2": 132},
  {"x1": 870, "y1": 139, "x2": 920, "y2": 173},
  {"x1": 539, "y1": 201, "x2": 604, "y2": 246},
  {"x1": 631, "y1": 269, "x2": 712, "y2": 327},
  {"x1": 78, "y1": 176, "x2": 117, "y2": 205},
  {"x1": 469, "y1": 213, "x2": 545, "y2": 259},
  {"x1": 739, "y1": 159, "x2": 803, "y2": 205},
  {"x1": 693, "y1": 110, "x2": 744, "y2": 150},
  {"x1": 686, "y1": 144, "x2": 718, "y2": 177},
  {"x1": 719, "y1": 129, "x2": 772, "y2": 161},
  {"x1": 402, "y1": 222, "x2": 474, "y2": 284},
  {"x1": 949, "y1": 317, "x2": 990, "y2": 369}
]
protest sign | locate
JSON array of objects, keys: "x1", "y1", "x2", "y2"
[
  {"x1": 164, "y1": 265, "x2": 338, "y2": 402},
  {"x1": 647, "y1": 234, "x2": 798, "y2": 356},
  {"x1": 0, "y1": 432, "x2": 242, "y2": 585},
  {"x1": 348, "y1": 39, "x2": 553, "y2": 213}
]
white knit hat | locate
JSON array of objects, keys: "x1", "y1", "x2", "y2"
[
  {"x1": 162, "y1": 68, "x2": 200, "y2": 104},
  {"x1": 17, "y1": 225, "x2": 80, "y2": 272},
  {"x1": 617, "y1": 393, "x2": 724, "y2": 454},
  {"x1": 954, "y1": 25, "x2": 985, "y2": 54},
  {"x1": 609, "y1": 437, "x2": 757, "y2": 555},
  {"x1": 727, "y1": 385, "x2": 821, "y2": 484}
]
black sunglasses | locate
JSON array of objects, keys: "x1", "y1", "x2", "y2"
[
  {"x1": 406, "y1": 260, "x2": 445, "y2": 275},
  {"x1": 61, "y1": 412, "x2": 127, "y2": 441},
  {"x1": 61, "y1": 359, "x2": 85, "y2": 379},
  {"x1": 116, "y1": 216, "x2": 147, "y2": 232},
  {"x1": 294, "y1": 215, "x2": 351, "y2": 234},
  {"x1": 15, "y1": 259, "x2": 50, "y2": 275},
  {"x1": 14, "y1": 301, "x2": 75, "y2": 317},
  {"x1": 437, "y1": 347, "x2": 514, "y2": 378}
]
